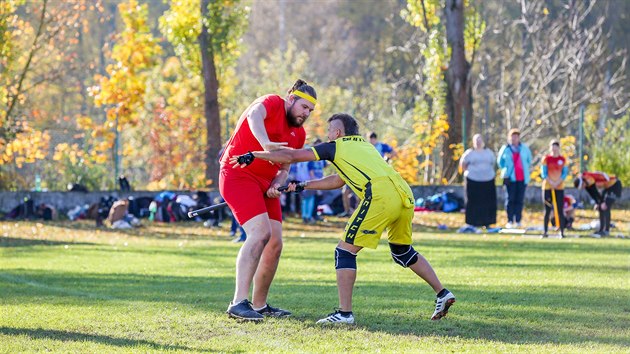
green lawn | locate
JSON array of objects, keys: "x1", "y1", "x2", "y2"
[{"x1": 1, "y1": 218, "x2": 629, "y2": 353}]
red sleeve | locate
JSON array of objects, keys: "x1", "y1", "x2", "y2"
[{"x1": 261, "y1": 95, "x2": 284, "y2": 128}]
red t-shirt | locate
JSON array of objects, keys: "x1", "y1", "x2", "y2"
[
  {"x1": 542, "y1": 154, "x2": 566, "y2": 189},
  {"x1": 512, "y1": 151, "x2": 525, "y2": 181},
  {"x1": 582, "y1": 171, "x2": 617, "y2": 189},
  {"x1": 220, "y1": 94, "x2": 306, "y2": 181}
]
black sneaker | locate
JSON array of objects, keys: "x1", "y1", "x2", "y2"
[
  {"x1": 256, "y1": 303, "x2": 292, "y2": 317},
  {"x1": 226, "y1": 299, "x2": 264, "y2": 321}
]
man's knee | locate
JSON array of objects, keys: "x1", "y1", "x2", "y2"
[
  {"x1": 265, "y1": 236, "x2": 283, "y2": 257},
  {"x1": 335, "y1": 247, "x2": 357, "y2": 270},
  {"x1": 389, "y1": 243, "x2": 418, "y2": 268},
  {"x1": 246, "y1": 229, "x2": 272, "y2": 250}
]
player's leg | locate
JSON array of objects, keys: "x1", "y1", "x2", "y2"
[
  {"x1": 318, "y1": 189, "x2": 385, "y2": 324},
  {"x1": 555, "y1": 190, "x2": 565, "y2": 236},
  {"x1": 543, "y1": 190, "x2": 552, "y2": 237},
  {"x1": 335, "y1": 240, "x2": 362, "y2": 311},
  {"x1": 514, "y1": 182, "x2": 527, "y2": 224},
  {"x1": 389, "y1": 206, "x2": 455, "y2": 320},
  {"x1": 316, "y1": 240, "x2": 361, "y2": 324},
  {"x1": 505, "y1": 180, "x2": 516, "y2": 226},
  {"x1": 251, "y1": 197, "x2": 291, "y2": 317},
  {"x1": 221, "y1": 170, "x2": 270, "y2": 321},
  {"x1": 235, "y1": 214, "x2": 273, "y2": 303},
  {"x1": 603, "y1": 197, "x2": 615, "y2": 234}
]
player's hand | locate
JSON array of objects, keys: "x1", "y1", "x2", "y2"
[
  {"x1": 262, "y1": 141, "x2": 289, "y2": 151},
  {"x1": 266, "y1": 183, "x2": 282, "y2": 199},
  {"x1": 229, "y1": 152, "x2": 255, "y2": 168},
  {"x1": 600, "y1": 202, "x2": 608, "y2": 210},
  {"x1": 286, "y1": 180, "x2": 306, "y2": 192}
]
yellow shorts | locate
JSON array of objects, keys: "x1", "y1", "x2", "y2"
[{"x1": 343, "y1": 176, "x2": 414, "y2": 249}]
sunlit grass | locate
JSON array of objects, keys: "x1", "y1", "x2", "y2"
[{"x1": 1, "y1": 216, "x2": 629, "y2": 353}]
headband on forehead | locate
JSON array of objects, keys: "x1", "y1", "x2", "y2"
[{"x1": 292, "y1": 90, "x2": 317, "y2": 105}]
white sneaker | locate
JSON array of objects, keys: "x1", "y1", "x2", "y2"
[
  {"x1": 505, "y1": 222, "x2": 514, "y2": 229},
  {"x1": 316, "y1": 309, "x2": 355, "y2": 324},
  {"x1": 516, "y1": 222, "x2": 523, "y2": 228},
  {"x1": 431, "y1": 289, "x2": 456, "y2": 320}
]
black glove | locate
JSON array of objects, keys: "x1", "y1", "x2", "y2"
[{"x1": 236, "y1": 152, "x2": 255, "y2": 166}]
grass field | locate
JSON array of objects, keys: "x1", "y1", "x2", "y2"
[{"x1": 1, "y1": 210, "x2": 629, "y2": 353}]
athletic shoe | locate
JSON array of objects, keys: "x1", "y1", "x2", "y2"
[
  {"x1": 226, "y1": 299, "x2": 264, "y2": 321},
  {"x1": 516, "y1": 222, "x2": 523, "y2": 228},
  {"x1": 316, "y1": 309, "x2": 355, "y2": 324},
  {"x1": 431, "y1": 289, "x2": 456, "y2": 320},
  {"x1": 505, "y1": 222, "x2": 513, "y2": 229},
  {"x1": 591, "y1": 231, "x2": 604, "y2": 238},
  {"x1": 541, "y1": 233, "x2": 548, "y2": 238},
  {"x1": 255, "y1": 303, "x2": 292, "y2": 317}
]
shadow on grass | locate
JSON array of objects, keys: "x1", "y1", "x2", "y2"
[
  {"x1": 2, "y1": 268, "x2": 629, "y2": 348},
  {"x1": 0, "y1": 327, "x2": 196, "y2": 351},
  {"x1": 0, "y1": 237, "x2": 96, "y2": 248},
  {"x1": 294, "y1": 281, "x2": 630, "y2": 348},
  {"x1": 41, "y1": 221, "x2": 213, "y2": 240}
]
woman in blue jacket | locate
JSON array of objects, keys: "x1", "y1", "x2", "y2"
[{"x1": 497, "y1": 128, "x2": 532, "y2": 228}]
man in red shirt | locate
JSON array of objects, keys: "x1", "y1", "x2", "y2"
[{"x1": 220, "y1": 79, "x2": 317, "y2": 321}]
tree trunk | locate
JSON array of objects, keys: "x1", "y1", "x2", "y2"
[
  {"x1": 200, "y1": 0, "x2": 222, "y2": 188},
  {"x1": 442, "y1": 0, "x2": 472, "y2": 181}
]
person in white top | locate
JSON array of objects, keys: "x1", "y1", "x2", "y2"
[{"x1": 459, "y1": 134, "x2": 497, "y2": 227}]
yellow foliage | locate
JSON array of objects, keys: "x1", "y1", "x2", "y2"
[
  {"x1": 1, "y1": 128, "x2": 50, "y2": 167},
  {"x1": 393, "y1": 145, "x2": 420, "y2": 184}
]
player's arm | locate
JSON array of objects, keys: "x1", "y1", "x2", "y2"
[
  {"x1": 229, "y1": 148, "x2": 316, "y2": 167},
  {"x1": 267, "y1": 164, "x2": 290, "y2": 198},
  {"x1": 247, "y1": 103, "x2": 288, "y2": 151},
  {"x1": 302, "y1": 174, "x2": 345, "y2": 191},
  {"x1": 459, "y1": 150, "x2": 469, "y2": 173},
  {"x1": 496, "y1": 145, "x2": 506, "y2": 168}
]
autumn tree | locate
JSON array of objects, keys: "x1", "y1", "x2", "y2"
[
  {"x1": 0, "y1": 0, "x2": 102, "y2": 189},
  {"x1": 478, "y1": 0, "x2": 628, "y2": 148},
  {"x1": 403, "y1": 0, "x2": 484, "y2": 182},
  {"x1": 89, "y1": 0, "x2": 162, "y2": 182},
  {"x1": 160, "y1": 0, "x2": 248, "y2": 188}
]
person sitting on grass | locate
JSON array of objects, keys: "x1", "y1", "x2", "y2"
[{"x1": 230, "y1": 113, "x2": 455, "y2": 324}]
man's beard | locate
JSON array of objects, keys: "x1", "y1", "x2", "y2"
[{"x1": 287, "y1": 104, "x2": 304, "y2": 127}]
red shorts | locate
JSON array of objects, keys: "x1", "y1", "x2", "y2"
[{"x1": 219, "y1": 167, "x2": 282, "y2": 225}]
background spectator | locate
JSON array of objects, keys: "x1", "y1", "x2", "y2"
[
  {"x1": 459, "y1": 134, "x2": 496, "y2": 228},
  {"x1": 497, "y1": 128, "x2": 532, "y2": 228}
]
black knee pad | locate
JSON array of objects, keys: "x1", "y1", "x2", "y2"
[
  {"x1": 389, "y1": 243, "x2": 418, "y2": 268},
  {"x1": 335, "y1": 247, "x2": 357, "y2": 270}
]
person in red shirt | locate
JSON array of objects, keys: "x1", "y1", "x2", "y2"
[
  {"x1": 220, "y1": 79, "x2": 317, "y2": 321},
  {"x1": 573, "y1": 171, "x2": 622, "y2": 237},
  {"x1": 540, "y1": 140, "x2": 568, "y2": 237}
]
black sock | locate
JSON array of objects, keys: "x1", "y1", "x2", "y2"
[
  {"x1": 339, "y1": 310, "x2": 353, "y2": 316},
  {"x1": 437, "y1": 288, "x2": 449, "y2": 298}
]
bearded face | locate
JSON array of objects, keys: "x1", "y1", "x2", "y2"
[
  {"x1": 286, "y1": 97, "x2": 314, "y2": 127},
  {"x1": 286, "y1": 102, "x2": 304, "y2": 127}
]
